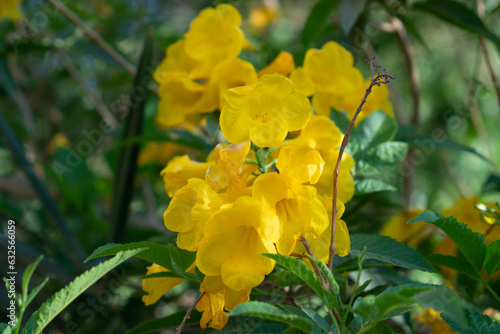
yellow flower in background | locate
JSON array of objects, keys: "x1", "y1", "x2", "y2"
[
  {"x1": 415, "y1": 308, "x2": 455, "y2": 334},
  {"x1": 137, "y1": 142, "x2": 185, "y2": 167},
  {"x1": 303, "y1": 41, "x2": 363, "y2": 95},
  {"x1": 153, "y1": 41, "x2": 199, "y2": 83},
  {"x1": 185, "y1": 4, "x2": 247, "y2": 79},
  {"x1": 206, "y1": 141, "x2": 251, "y2": 197},
  {"x1": 197, "y1": 276, "x2": 250, "y2": 330},
  {"x1": 161, "y1": 155, "x2": 212, "y2": 197},
  {"x1": 258, "y1": 51, "x2": 295, "y2": 77},
  {"x1": 294, "y1": 198, "x2": 350, "y2": 262},
  {"x1": 0, "y1": 0, "x2": 21, "y2": 21},
  {"x1": 155, "y1": 75, "x2": 205, "y2": 128},
  {"x1": 164, "y1": 178, "x2": 223, "y2": 251},
  {"x1": 196, "y1": 196, "x2": 278, "y2": 291},
  {"x1": 249, "y1": 0, "x2": 280, "y2": 32},
  {"x1": 46, "y1": 133, "x2": 70, "y2": 155},
  {"x1": 220, "y1": 74, "x2": 312, "y2": 147},
  {"x1": 142, "y1": 263, "x2": 196, "y2": 306},
  {"x1": 336, "y1": 79, "x2": 393, "y2": 124},
  {"x1": 198, "y1": 58, "x2": 258, "y2": 113},
  {"x1": 381, "y1": 209, "x2": 429, "y2": 247}
]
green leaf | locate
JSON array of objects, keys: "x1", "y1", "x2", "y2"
[
  {"x1": 427, "y1": 254, "x2": 477, "y2": 279},
  {"x1": 252, "y1": 324, "x2": 290, "y2": 333},
  {"x1": 363, "y1": 322, "x2": 395, "y2": 334},
  {"x1": 124, "y1": 309, "x2": 202, "y2": 334},
  {"x1": 348, "y1": 111, "x2": 399, "y2": 158},
  {"x1": 350, "y1": 234, "x2": 433, "y2": 272},
  {"x1": 353, "y1": 284, "x2": 449, "y2": 328},
  {"x1": 301, "y1": 0, "x2": 341, "y2": 46},
  {"x1": 412, "y1": 0, "x2": 500, "y2": 47},
  {"x1": 355, "y1": 178, "x2": 396, "y2": 195},
  {"x1": 263, "y1": 253, "x2": 337, "y2": 308},
  {"x1": 0, "y1": 324, "x2": 13, "y2": 334},
  {"x1": 308, "y1": 255, "x2": 340, "y2": 295},
  {"x1": 408, "y1": 212, "x2": 487, "y2": 270},
  {"x1": 484, "y1": 240, "x2": 500, "y2": 279},
  {"x1": 21, "y1": 255, "x2": 43, "y2": 307},
  {"x1": 86, "y1": 242, "x2": 196, "y2": 275},
  {"x1": 230, "y1": 301, "x2": 314, "y2": 332},
  {"x1": 299, "y1": 305, "x2": 330, "y2": 333},
  {"x1": 143, "y1": 271, "x2": 201, "y2": 284},
  {"x1": 23, "y1": 278, "x2": 49, "y2": 312},
  {"x1": 23, "y1": 249, "x2": 143, "y2": 334},
  {"x1": 109, "y1": 33, "x2": 152, "y2": 242},
  {"x1": 330, "y1": 109, "x2": 351, "y2": 133},
  {"x1": 340, "y1": 0, "x2": 368, "y2": 34},
  {"x1": 358, "y1": 142, "x2": 409, "y2": 174},
  {"x1": 442, "y1": 307, "x2": 500, "y2": 334},
  {"x1": 279, "y1": 304, "x2": 324, "y2": 334}
]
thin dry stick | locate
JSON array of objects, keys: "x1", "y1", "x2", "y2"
[
  {"x1": 176, "y1": 291, "x2": 206, "y2": 334},
  {"x1": 477, "y1": 0, "x2": 500, "y2": 113},
  {"x1": 48, "y1": 0, "x2": 137, "y2": 75},
  {"x1": 390, "y1": 16, "x2": 420, "y2": 209},
  {"x1": 299, "y1": 236, "x2": 329, "y2": 291},
  {"x1": 56, "y1": 50, "x2": 119, "y2": 127},
  {"x1": 328, "y1": 59, "x2": 396, "y2": 270}
]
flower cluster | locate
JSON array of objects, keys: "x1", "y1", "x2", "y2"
[
  {"x1": 144, "y1": 3, "x2": 393, "y2": 330},
  {"x1": 0, "y1": 0, "x2": 21, "y2": 21}
]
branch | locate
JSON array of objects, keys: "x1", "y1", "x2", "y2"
[
  {"x1": 299, "y1": 236, "x2": 329, "y2": 291},
  {"x1": 328, "y1": 59, "x2": 396, "y2": 270},
  {"x1": 176, "y1": 291, "x2": 206, "y2": 334},
  {"x1": 48, "y1": 0, "x2": 137, "y2": 75}
]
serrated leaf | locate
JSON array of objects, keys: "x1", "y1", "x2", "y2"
[
  {"x1": 251, "y1": 324, "x2": 290, "y2": 333},
  {"x1": 427, "y1": 254, "x2": 477, "y2": 279},
  {"x1": 360, "y1": 142, "x2": 409, "y2": 172},
  {"x1": 230, "y1": 301, "x2": 314, "y2": 332},
  {"x1": 412, "y1": 0, "x2": 500, "y2": 47},
  {"x1": 348, "y1": 111, "x2": 398, "y2": 158},
  {"x1": 24, "y1": 278, "x2": 49, "y2": 311},
  {"x1": 364, "y1": 322, "x2": 395, "y2": 334},
  {"x1": 408, "y1": 212, "x2": 486, "y2": 270},
  {"x1": 308, "y1": 256, "x2": 340, "y2": 296},
  {"x1": 350, "y1": 234, "x2": 433, "y2": 272},
  {"x1": 301, "y1": 0, "x2": 341, "y2": 46},
  {"x1": 442, "y1": 307, "x2": 500, "y2": 334},
  {"x1": 340, "y1": 0, "x2": 368, "y2": 34},
  {"x1": 279, "y1": 304, "x2": 323, "y2": 334},
  {"x1": 124, "y1": 309, "x2": 202, "y2": 334},
  {"x1": 484, "y1": 240, "x2": 500, "y2": 279},
  {"x1": 21, "y1": 255, "x2": 43, "y2": 308},
  {"x1": 23, "y1": 249, "x2": 143, "y2": 334},
  {"x1": 355, "y1": 178, "x2": 396, "y2": 194},
  {"x1": 353, "y1": 284, "x2": 449, "y2": 327},
  {"x1": 86, "y1": 242, "x2": 196, "y2": 275},
  {"x1": 299, "y1": 305, "x2": 330, "y2": 333},
  {"x1": 263, "y1": 254, "x2": 337, "y2": 308}
]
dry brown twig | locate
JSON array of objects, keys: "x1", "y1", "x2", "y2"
[
  {"x1": 328, "y1": 58, "x2": 396, "y2": 270},
  {"x1": 176, "y1": 291, "x2": 206, "y2": 334},
  {"x1": 299, "y1": 236, "x2": 329, "y2": 291}
]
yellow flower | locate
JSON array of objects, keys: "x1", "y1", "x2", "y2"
[
  {"x1": 311, "y1": 90, "x2": 344, "y2": 117},
  {"x1": 415, "y1": 308, "x2": 455, "y2": 333},
  {"x1": 335, "y1": 79, "x2": 393, "y2": 124},
  {"x1": 137, "y1": 142, "x2": 185, "y2": 167},
  {"x1": 185, "y1": 4, "x2": 247, "y2": 79},
  {"x1": 155, "y1": 75, "x2": 205, "y2": 128},
  {"x1": 46, "y1": 133, "x2": 70, "y2": 155},
  {"x1": 153, "y1": 40, "x2": 199, "y2": 83},
  {"x1": 253, "y1": 172, "x2": 329, "y2": 255},
  {"x1": 276, "y1": 145, "x2": 325, "y2": 185},
  {"x1": 198, "y1": 58, "x2": 258, "y2": 112},
  {"x1": 381, "y1": 209, "x2": 430, "y2": 247},
  {"x1": 196, "y1": 196, "x2": 278, "y2": 291},
  {"x1": 206, "y1": 141, "x2": 251, "y2": 197},
  {"x1": 314, "y1": 151, "x2": 355, "y2": 204},
  {"x1": 279, "y1": 114, "x2": 343, "y2": 160},
  {"x1": 164, "y1": 178, "x2": 223, "y2": 251},
  {"x1": 0, "y1": 0, "x2": 21, "y2": 21},
  {"x1": 295, "y1": 197, "x2": 350, "y2": 262},
  {"x1": 196, "y1": 275, "x2": 251, "y2": 330},
  {"x1": 303, "y1": 41, "x2": 363, "y2": 95},
  {"x1": 249, "y1": 0, "x2": 279, "y2": 32},
  {"x1": 289, "y1": 67, "x2": 316, "y2": 97},
  {"x1": 258, "y1": 51, "x2": 295, "y2": 77},
  {"x1": 142, "y1": 263, "x2": 196, "y2": 306},
  {"x1": 220, "y1": 74, "x2": 312, "y2": 147},
  {"x1": 161, "y1": 155, "x2": 212, "y2": 197}
]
